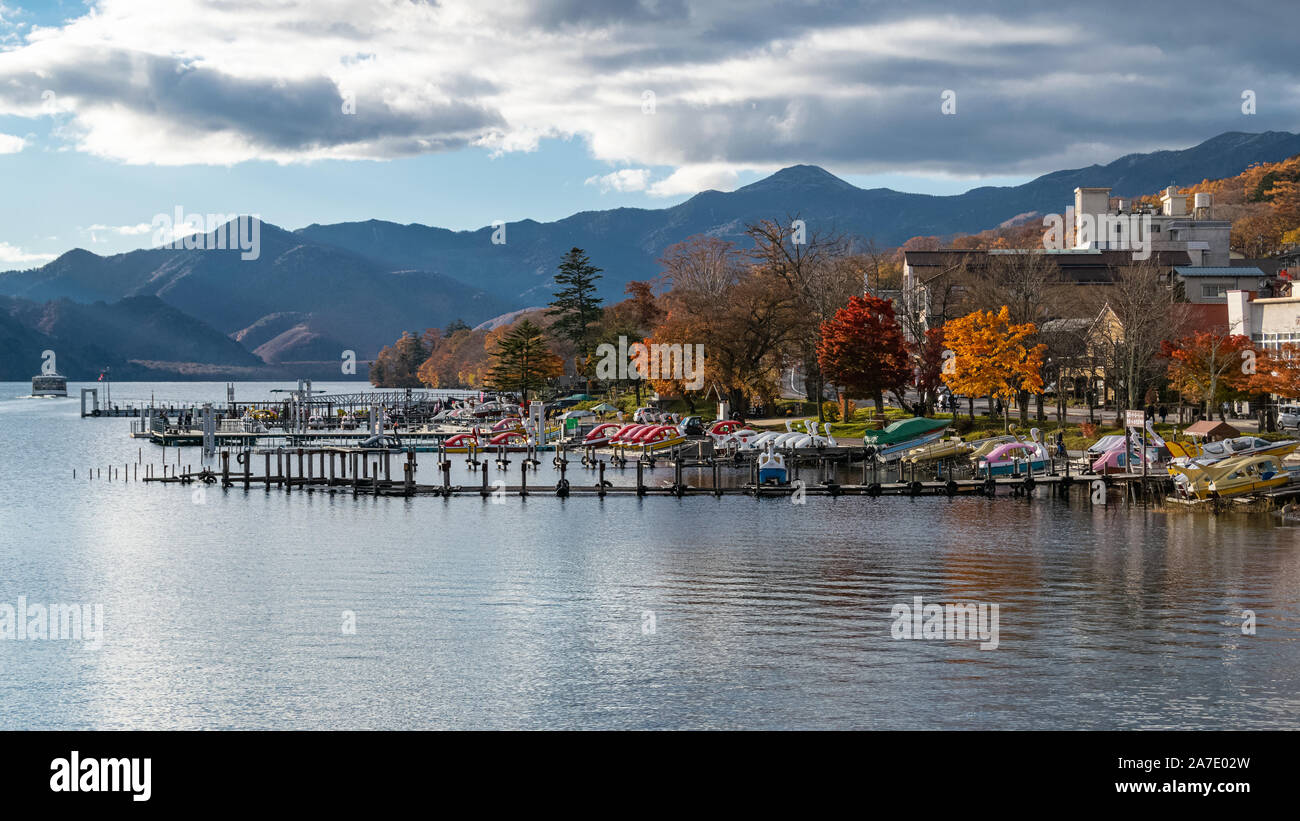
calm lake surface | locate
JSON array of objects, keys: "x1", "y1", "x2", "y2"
[{"x1": 2, "y1": 381, "x2": 1298, "y2": 729}]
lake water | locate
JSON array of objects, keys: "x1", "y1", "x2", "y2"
[{"x1": 2, "y1": 381, "x2": 1298, "y2": 729}]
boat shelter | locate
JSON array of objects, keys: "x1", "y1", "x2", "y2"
[{"x1": 1182, "y1": 420, "x2": 1240, "y2": 441}]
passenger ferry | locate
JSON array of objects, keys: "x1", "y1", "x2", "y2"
[{"x1": 31, "y1": 373, "x2": 68, "y2": 397}]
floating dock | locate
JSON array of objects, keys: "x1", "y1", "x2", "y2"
[{"x1": 133, "y1": 445, "x2": 1192, "y2": 504}]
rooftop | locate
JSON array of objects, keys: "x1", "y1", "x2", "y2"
[{"x1": 1173, "y1": 266, "x2": 1264, "y2": 277}]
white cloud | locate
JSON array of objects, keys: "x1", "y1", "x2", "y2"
[
  {"x1": 0, "y1": 132, "x2": 25, "y2": 153},
  {"x1": 0, "y1": 0, "x2": 1293, "y2": 181},
  {"x1": 0, "y1": 241, "x2": 55, "y2": 266},
  {"x1": 584, "y1": 168, "x2": 651, "y2": 192},
  {"x1": 86, "y1": 223, "x2": 154, "y2": 235},
  {"x1": 647, "y1": 164, "x2": 759, "y2": 197}
]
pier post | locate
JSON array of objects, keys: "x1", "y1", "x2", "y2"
[
  {"x1": 244, "y1": 450, "x2": 250, "y2": 490},
  {"x1": 297, "y1": 448, "x2": 304, "y2": 481},
  {"x1": 221, "y1": 451, "x2": 229, "y2": 486},
  {"x1": 636, "y1": 460, "x2": 645, "y2": 497},
  {"x1": 480, "y1": 464, "x2": 489, "y2": 497},
  {"x1": 599, "y1": 460, "x2": 606, "y2": 498},
  {"x1": 265, "y1": 452, "x2": 271, "y2": 492},
  {"x1": 520, "y1": 461, "x2": 528, "y2": 497}
]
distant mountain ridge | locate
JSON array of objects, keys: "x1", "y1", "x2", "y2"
[
  {"x1": 0, "y1": 222, "x2": 512, "y2": 359},
  {"x1": 295, "y1": 130, "x2": 1300, "y2": 302},
  {"x1": 2, "y1": 129, "x2": 1298, "y2": 371},
  {"x1": 0, "y1": 295, "x2": 264, "y2": 380}
]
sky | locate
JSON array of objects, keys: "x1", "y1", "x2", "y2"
[{"x1": 1, "y1": 0, "x2": 1297, "y2": 266}]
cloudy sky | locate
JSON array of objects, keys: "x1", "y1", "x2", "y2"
[{"x1": 1, "y1": 0, "x2": 1297, "y2": 265}]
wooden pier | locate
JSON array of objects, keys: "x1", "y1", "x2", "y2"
[{"x1": 133, "y1": 444, "x2": 1186, "y2": 503}]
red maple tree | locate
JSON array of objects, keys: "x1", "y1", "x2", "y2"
[{"x1": 817, "y1": 295, "x2": 912, "y2": 419}]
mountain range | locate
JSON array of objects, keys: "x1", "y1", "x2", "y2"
[{"x1": 3, "y1": 129, "x2": 1299, "y2": 379}]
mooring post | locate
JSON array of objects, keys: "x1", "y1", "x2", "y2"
[
  {"x1": 480, "y1": 464, "x2": 489, "y2": 497},
  {"x1": 244, "y1": 450, "x2": 250, "y2": 490},
  {"x1": 297, "y1": 447, "x2": 304, "y2": 480},
  {"x1": 520, "y1": 461, "x2": 528, "y2": 497},
  {"x1": 637, "y1": 460, "x2": 645, "y2": 497},
  {"x1": 264, "y1": 452, "x2": 271, "y2": 492},
  {"x1": 221, "y1": 451, "x2": 229, "y2": 486},
  {"x1": 599, "y1": 460, "x2": 607, "y2": 498}
]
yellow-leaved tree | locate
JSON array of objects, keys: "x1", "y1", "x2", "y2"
[{"x1": 942, "y1": 306, "x2": 1046, "y2": 423}]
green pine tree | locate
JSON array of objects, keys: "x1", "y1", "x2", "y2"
[
  {"x1": 546, "y1": 248, "x2": 604, "y2": 364},
  {"x1": 486, "y1": 320, "x2": 562, "y2": 403}
]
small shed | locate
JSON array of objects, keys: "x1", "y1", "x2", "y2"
[{"x1": 1183, "y1": 420, "x2": 1240, "y2": 441}]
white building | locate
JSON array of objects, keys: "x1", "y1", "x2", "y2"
[
  {"x1": 1227, "y1": 289, "x2": 1300, "y2": 351},
  {"x1": 1073, "y1": 186, "x2": 1230, "y2": 266}
]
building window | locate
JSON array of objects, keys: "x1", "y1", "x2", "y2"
[{"x1": 1201, "y1": 284, "x2": 1226, "y2": 298}]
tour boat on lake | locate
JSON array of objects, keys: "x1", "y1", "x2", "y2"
[{"x1": 31, "y1": 373, "x2": 68, "y2": 397}]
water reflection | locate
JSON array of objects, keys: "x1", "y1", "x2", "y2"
[{"x1": 1, "y1": 382, "x2": 1298, "y2": 729}]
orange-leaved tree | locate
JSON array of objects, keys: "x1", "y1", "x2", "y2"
[
  {"x1": 816, "y1": 294, "x2": 911, "y2": 419},
  {"x1": 1241, "y1": 342, "x2": 1300, "y2": 429},
  {"x1": 1161, "y1": 331, "x2": 1253, "y2": 420},
  {"x1": 942, "y1": 306, "x2": 1046, "y2": 421}
]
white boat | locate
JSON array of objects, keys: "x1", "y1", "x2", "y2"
[{"x1": 31, "y1": 373, "x2": 68, "y2": 397}]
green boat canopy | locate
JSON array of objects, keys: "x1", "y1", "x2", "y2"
[{"x1": 863, "y1": 417, "x2": 950, "y2": 446}]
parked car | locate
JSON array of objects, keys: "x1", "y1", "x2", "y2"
[
  {"x1": 1279, "y1": 405, "x2": 1300, "y2": 431},
  {"x1": 678, "y1": 416, "x2": 705, "y2": 436},
  {"x1": 633, "y1": 407, "x2": 662, "y2": 423}
]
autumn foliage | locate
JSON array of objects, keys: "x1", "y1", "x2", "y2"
[
  {"x1": 942, "y1": 306, "x2": 1046, "y2": 402},
  {"x1": 816, "y1": 294, "x2": 911, "y2": 415},
  {"x1": 1162, "y1": 331, "x2": 1254, "y2": 414}
]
